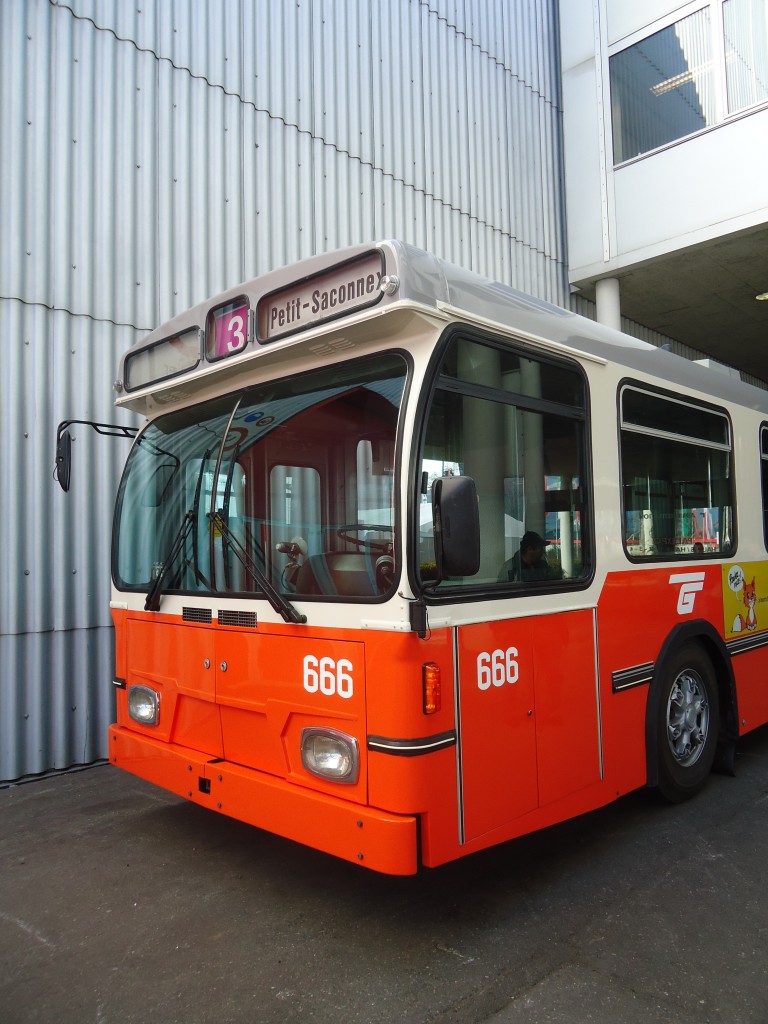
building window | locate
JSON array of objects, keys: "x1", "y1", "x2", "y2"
[
  {"x1": 724, "y1": 0, "x2": 768, "y2": 113},
  {"x1": 610, "y1": 8, "x2": 714, "y2": 164},
  {"x1": 610, "y1": 1, "x2": 767, "y2": 164}
]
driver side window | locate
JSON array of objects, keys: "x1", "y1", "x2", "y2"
[{"x1": 420, "y1": 333, "x2": 591, "y2": 590}]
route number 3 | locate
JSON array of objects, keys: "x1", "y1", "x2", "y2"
[
  {"x1": 224, "y1": 313, "x2": 245, "y2": 353},
  {"x1": 303, "y1": 655, "x2": 353, "y2": 699},
  {"x1": 477, "y1": 647, "x2": 519, "y2": 690},
  {"x1": 211, "y1": 304, "x2": 248, "y2": 358}
]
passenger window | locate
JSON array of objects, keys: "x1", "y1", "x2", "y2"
[
  {"x1": 419, "y1": 334, "x2": 590, "y2": 589},
  {"x1": 761, "y1": 426, "x2": 768, "y2": 549},
  {"x1": 620, "y1": 385, "x2": 734, "y2": 559}
]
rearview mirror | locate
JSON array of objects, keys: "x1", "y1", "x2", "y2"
[
  {"x1": 55, "y1": 428, "x2": 72, "y2": 492},
  {"x1": 432, "y1": 475, "x2": 480, "y2": 579}
]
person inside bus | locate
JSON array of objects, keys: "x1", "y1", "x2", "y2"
[{"x1": 498, "y1": 530, "x2": 563, "y2": 583}]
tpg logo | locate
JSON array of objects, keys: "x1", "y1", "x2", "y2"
[{"x1": 669, "y1": 572, "x2": 706, "y2": 615}]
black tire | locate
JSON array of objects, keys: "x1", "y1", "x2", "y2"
[{"x1": 655, "y1": 642, "x2": 720, "y2": 803}]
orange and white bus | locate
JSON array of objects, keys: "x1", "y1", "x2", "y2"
[{"x1": 59, "y1": 240, "x2": 768, "y2": 874}]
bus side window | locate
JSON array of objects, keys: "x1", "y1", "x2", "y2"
[
  {"x1": 761, "y1": 425, "x2": 768, "y2": 550},
  {"x1": 620, "y1": 386, "x2": 734, "y2": 559},
  {"x1": 419, "y1": 335, "x2": 589, "y2": 589}
]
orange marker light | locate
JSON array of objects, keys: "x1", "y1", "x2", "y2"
[{"x1": 422, "y1": 662, "x2": 441, "y2": 715}]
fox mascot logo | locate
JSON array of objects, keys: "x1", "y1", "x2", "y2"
[{"x1": 733, "y1": 577, "x2": 758, "y2": 632}]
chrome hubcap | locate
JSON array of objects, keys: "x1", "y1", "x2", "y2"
[{"x1": 666, "y1": 669, "x2": 709, "y2": 767}]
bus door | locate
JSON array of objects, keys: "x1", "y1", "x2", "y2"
[
  {"x1": 417, "y1": 330, "x2": 597, "y2": 842},
  {"x1": 456, "y1": 609, "x2": 601, "y2": 843}
]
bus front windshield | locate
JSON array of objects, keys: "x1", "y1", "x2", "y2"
[{"x1": 113, "y1": 352, "x2": 408, "y2": 604}]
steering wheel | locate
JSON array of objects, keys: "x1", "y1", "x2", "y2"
[{"x1": 336, "y1": 524, "x2": 393, "y2": 554}]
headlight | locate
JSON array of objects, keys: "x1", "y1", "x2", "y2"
[
  {"x1": 128, "y1": 685, "x2": 160, "y2": 726},
  {"x1": 301, "y1": 728, "x2": 359, "y2": 784}
]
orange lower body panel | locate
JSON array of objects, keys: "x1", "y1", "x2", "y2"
[{"x1": 109, "y1": 725, "x2": 418, "y2": 875}]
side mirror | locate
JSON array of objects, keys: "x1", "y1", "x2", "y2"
[
  {"x1": 55, "y1": 427, "x2": 72, "y2": 492},
  {"x1": 53, "y1": 419, "x2": 138, "y2": 494},
  {"x1": 432, "y1": 475, "x2": 480, "y2": 579}
]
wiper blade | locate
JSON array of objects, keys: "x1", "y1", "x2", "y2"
[
  {"x1": 142, "y1": 509, "x2": 211, "y2": 606},
  {"x1": 193, "y1": 448, "x2": 212, "y2": 584},
  {"x1": 219, "y1": 444, "x2": 240, "y2": 591},
  {"x1": 144, "y1": 512, "x2": 195, "y2": 612},
  {"x1": 208, "y1": 512, "x2": 307, "y2": 625},
  {"x1": 145, "y1": 451, "x2": 215, "y2": 611}
]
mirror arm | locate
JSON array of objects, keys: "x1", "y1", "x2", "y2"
[{"x1": 54, "y1": 419, "x2": 139, "y2": 493}]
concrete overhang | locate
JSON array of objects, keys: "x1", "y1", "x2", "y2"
[{"x1": 571, "y1": 224, "x2": 768, "y2": 386}]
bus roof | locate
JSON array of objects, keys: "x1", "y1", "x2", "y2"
[{"x1": 116, "y1": 240, "x2": 768, "y2": 416}]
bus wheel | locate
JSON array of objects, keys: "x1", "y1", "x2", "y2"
[{"x1": 656, "y1": 644, "x2": 719, "y2": 803}]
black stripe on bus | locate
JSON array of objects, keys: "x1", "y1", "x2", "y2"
[
  {"x1": 612, "y1": 632, "x2": 768, "y2": 694},
  {"x1": 367, "y1": 731, "x2": 457, "y2": 757},
  {"x1": 612, "y1": 662, "x2": 655, "y2": 693},
  {"x1": 726, "y1": 632, "x2": 768, "y2": 657}
]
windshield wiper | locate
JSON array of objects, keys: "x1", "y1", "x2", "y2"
[
  {"x1": 145, "y1": 453, "x2": 213, "y2": 611},
  {"x1": 144, "y1": 508, "x2": 215, "y2": 611},
  {"x1": 192, "y1": 448, "x2": 213, "y2": 584},
  {"x1": 219, "y1": 445, "x2": 240, "y2": 591},
  {"x1": 208, "y1": 511, "x2": 307, "y2": 625},
  {"x1": 145, "y1": 512, "x2": 190, "y2": 611}
]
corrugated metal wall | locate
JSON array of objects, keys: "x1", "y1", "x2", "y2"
[{"x1": 0, "y1": 0, "x2": 568, "y2": 781}]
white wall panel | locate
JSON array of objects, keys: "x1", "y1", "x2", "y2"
[
  {"x1": 371, "y1": 0, "x2": 429, "y2": 205},
  {"x1": 158, "y1": 77, "x2": 247, "y2": 317},
  {"x1": 613, "y1": 109, "x2": 768, "y2": 260},
  {"x1": 311, "y1": 0, "x2": 377, "y2": 171},
  {"x1": 560, "y1": 1, "x2": 768, "y2": 287},
  {"x1": 1, "y1": 0, "x2": 567, "y2": 781},
  {"x1": 0, "y1": 300, "x2": 139, "y2": 640},
  {"x1": 0, "y1": 627, "x2": 116, "y2": 781}
]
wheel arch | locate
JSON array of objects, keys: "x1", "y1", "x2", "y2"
[{"x1": 645, "y1": 620, "x2": 739, "y2": 789}]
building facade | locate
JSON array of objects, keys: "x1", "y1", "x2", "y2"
[{"x1": 559, "y1": 0, "x2": 768, "y2": 382}]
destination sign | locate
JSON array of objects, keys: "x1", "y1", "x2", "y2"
[
  {"x1": 257, "y1": 251, "x2": 385, "y2": 343},
  {"x1": 124, "y1": 327, "x2": 200, "y2": 391}
]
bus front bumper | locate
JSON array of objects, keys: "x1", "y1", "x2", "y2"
[{"x1": 108, "y1": 725, "x2": 418, "y2": 875}]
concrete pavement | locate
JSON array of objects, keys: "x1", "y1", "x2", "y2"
[{"x1": 2, "y1": 726, "x2": 767, "y2": 1024}]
